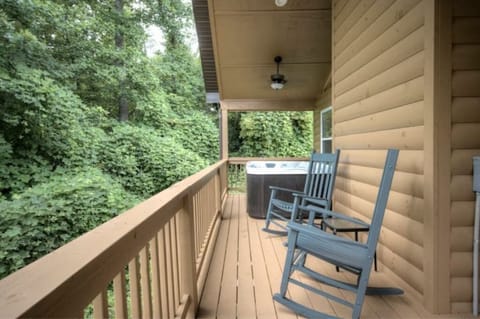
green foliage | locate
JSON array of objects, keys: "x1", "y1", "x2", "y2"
[
  {"x1": 100, "y1": 124, "x2": 209, "y2": 198},
  {"x1": 0, "y1": 0, "x2": 221, "y2": 280},
  {"x1": 233, "y1": 112, "x2": 313, "y2": 157},
  {"x1": 228, "y1": 164, "x2": 246, "y2": 193},
  {"x1": 228, "y1": 112, "x2": 243, "y2": 152},
  {"x1": 0, "y1": 154, "x2": 52, "y2": 200},
  {"x1": 0, "y1": 167, "x2": 139, "y2": 278},
  {"x1": 0, "y1": 135, "x2": 12, "y2": 165},
  {"x1": 0, "y1": 65, "x2": 109, "y2": 168},
  {"x1": 130, "y1": 90, "x2": 175, "y2": 131},
  {"x1": 154, "y1": 45, "x2": 206, "y2": 112},
  {"x1": 168, "y1": 110, "x2": 219, "y2": 163},
  {"x1": 154, "y1": 0, "x2": 193, "y2": 46},
  {"x1": 132, "y1": 92, "x2": 219, "y2": 163}
]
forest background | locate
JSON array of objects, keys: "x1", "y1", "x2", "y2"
[{"x1": 0, "y1": 0, "x2": 312, "y2": 279}]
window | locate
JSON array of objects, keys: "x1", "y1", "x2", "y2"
[{"x1": 320, "y1": 107, "x2": 332, "y2": 153}]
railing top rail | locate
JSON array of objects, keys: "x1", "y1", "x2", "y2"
[
  {"x1": 0, "y1": 159, "x2": 228, "y2": 318},
  {"x1": 228, "y1": 157, "x2": 309, "y2": 165}
]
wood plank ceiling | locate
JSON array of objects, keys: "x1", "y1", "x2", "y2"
[{"x1": 192, "y1": 0, "x2": 332, "y2": 111}]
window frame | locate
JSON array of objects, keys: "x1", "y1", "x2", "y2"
[{"x1": 320, "y1": 106, "x2": 332, "y2": 153}]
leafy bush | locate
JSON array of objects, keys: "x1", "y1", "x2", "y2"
[
  {"x1": 169, "y1": 110, "x2": 219, "y2": 163},
  {"x1": 0, "y1": 167, "x2": 139, "y2": 279},
  {"x1": 0, "y1": 154, "x2": 52, "y2": 199},
  {"x1": 236, "y1": 112, "x2": 313, "y2": 157},
  {"x1": 131, "y1": 91, "x2": 175, "y2": 132},
  {"x1": 0, "y1": 135, "x2": 12, "y2": 163},
  {"x1": 0, "y1": 133, "x2": 53, "y2": 200},
  {"x1": 132, "y1": 93, "x2": 219, "y2": 163},
  {"x1": 0, "y1": 67, "x2": 108, "y2": 168},
  {"x1": 100, "y1": 123, "x2": 208, "y2": 198}
]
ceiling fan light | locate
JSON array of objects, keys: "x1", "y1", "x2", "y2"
[
  {"x1": 275, "y1": 0, "x2": 288, "y2": 7},
  {"x1": 271, "y1": 82, "x2": 284, "y2": 90}
]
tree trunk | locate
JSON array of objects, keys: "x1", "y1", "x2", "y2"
[{"x1": 115, "y1": 0, "x2": 128, "y2": 121}]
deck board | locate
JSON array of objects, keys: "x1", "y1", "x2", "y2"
[
  {"x1": 237, "y1": 195, "x2": 257, "y2": 318},
  {"x1": 216, "y1": 195, "x2": 240, "y2": 318},
  {"x1": 247, "y1": 212, "x2": 278, "y2": 318},
  {"x1": 198, "y1": 194, "x2": 474, "y2": 319},
  {"x1": 196, "y1": 195, "x2": 234, "y2": 318}
]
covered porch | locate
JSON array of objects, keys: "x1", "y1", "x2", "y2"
[{"x1": 1, "y1": 0, "x2": 479, "y2": 317}]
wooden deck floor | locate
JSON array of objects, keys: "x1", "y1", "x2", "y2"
[{"x1": 197, "y1": 194, "x2": 474, "y2": 319}]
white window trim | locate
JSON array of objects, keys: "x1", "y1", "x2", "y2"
[{"x1": 320, "y1": 106, "x2": 332, "y2": 153}]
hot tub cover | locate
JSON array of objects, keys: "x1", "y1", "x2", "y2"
[{"x1": 246, "y1": 161, "x2": 309, "y2": 175}]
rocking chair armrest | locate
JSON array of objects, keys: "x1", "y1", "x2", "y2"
[
  {"x1": 298, "y1": 205, "x2": 370, "y2": 228},
  {"x1": 293, "y1": 194, "x2": 329, "y2": 208},
  {"x1": 270, "y1": 186, "x2": 304, "y2": 195},
  {"x1": 286, "y1": 221, "x2": 368, "y2": 248}
]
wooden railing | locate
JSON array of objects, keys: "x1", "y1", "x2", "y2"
[{"x1": 0, "y1": 160, "x2": 228, "y2": 319}]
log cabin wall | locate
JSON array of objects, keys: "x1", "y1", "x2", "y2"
[
  {"x1": 450, "y1": 0, "x2": 480, "y2": 313},
  {"x1": 331, "y1": 0, "x2": 426, "y2": 301}
]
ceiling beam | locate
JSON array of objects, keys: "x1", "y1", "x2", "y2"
[{"x1": 221, "y1": 99, "x2": 317, "y2": 111}]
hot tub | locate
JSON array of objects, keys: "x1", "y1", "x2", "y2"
[{"x1": 246, "y1": 161, "x2": 309, "y2": 218}]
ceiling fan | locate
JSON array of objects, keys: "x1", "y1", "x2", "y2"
[{"x1": 270, "y1": 56, "x2": 287, "y2": 90}]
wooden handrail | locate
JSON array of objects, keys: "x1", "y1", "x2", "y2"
[
  {"x1": 0, "y1": 159, "x2": 228, "y2": 318},
  {"x1": 228, "y1": 156, "x2": 309, "y2": 165}
]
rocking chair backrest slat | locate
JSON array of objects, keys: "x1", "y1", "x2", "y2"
[
  {"x1": 303, "y1": 150, "x2": 340, "y2": 205},
  {"x1": 365, "y1": 149, "x2": 399, "y2": 255}
]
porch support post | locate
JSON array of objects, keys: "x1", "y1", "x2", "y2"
[
  {"x1": 423, "y1": 0, "x2": 452, "y2": 313},
  {"x1": 220, "y1": 104, "x2": 228, "y2": 159}
]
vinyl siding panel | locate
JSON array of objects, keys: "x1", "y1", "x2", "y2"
[
  {"x1": 450, "y1": 1, "x2": 480, "y2": 310},
  {"x1": 332, "y1": 0, "x2": 424, "y2": 298}
]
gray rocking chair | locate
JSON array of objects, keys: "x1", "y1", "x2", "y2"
[
  {"x1": 262, "y1": 150, "x2": 340, "y2": 236},
  {"x1": 273, "y1": 149, "x2": 400, "y2": 319}
]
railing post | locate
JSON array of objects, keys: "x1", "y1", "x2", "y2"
[
  {"x1": 220, "y1": 108, "x2": 229, "y2": 159},
  {"x1": 178, "y1": 192, "x2": 198, "y2": 318}
]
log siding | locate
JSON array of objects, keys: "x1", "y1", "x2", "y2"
[
  {"x1": 332, "y1": 0, "x2": 425, "y2": 299},
  {"x1": 450, "y1": 0, "x2": 480, "y2": 312}
]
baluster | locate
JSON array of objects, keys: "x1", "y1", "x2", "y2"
[
  {"x1": 150, "y1": 236, "x2": 162, "y2": 319},
  {"x1": 140, "y1": 245, "x2": 152, "y2": 319},
  {"x1": 93, "y1": 289, "x2": 108, "y2": 319},
  {"x1": 128, "y1": 255, "x2": 142, "y2": 319},
  {"x1": 113, "y1": 269, "x2": 128, "y2": 319},
  {"x1": 165, "y1": 221, "x2": 175, "y2": 318},
  {"x1": 158, "y1": 229, "x2": 170, "y2": 318},
  {"x1": 171, "y1": 216, "x2": 181, "y2": 308}
]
